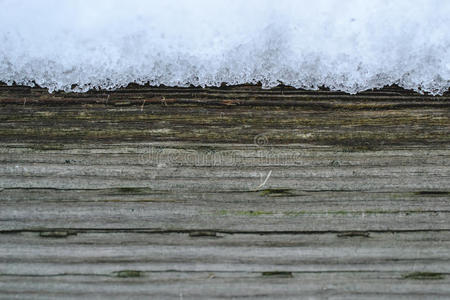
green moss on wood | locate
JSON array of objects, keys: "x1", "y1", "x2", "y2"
[
  {"x1": 259, "y1": 188, "x2": 294, "y2": 197},
  {"x1": 113, "y1": 270, "x2": 143, "y2": 278},
  {"x1": 261, "y1": 271, "x2": 293, "y2": 278},
  {"x1": 113, "y1": 101, "x2": 132, "y2": 106},
  {"x1": 31, "y1": 144, "x2": 65, "y2": 151},
  {"x1": 402, "y1": 272, "x2": 445, "y2": 280}
]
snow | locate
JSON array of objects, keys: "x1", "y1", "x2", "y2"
[{"x1": 0, "y1": 0, "x2": 449, "y2": 94}]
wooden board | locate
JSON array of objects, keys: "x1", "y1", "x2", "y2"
[{"x1": 0, "y1": 84, "x2": 449, "y2": 299}]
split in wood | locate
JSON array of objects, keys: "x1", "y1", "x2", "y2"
[
  {"x1": 39, "y1": 231, "x2": 77, "y2": 238},
  {"x1": 189, "y1": 231, "x2": 219, "y2": 238},
  {"x1": 337, "y1": 231, "x2": 371, "y2": 238},
  {"x1": 261, "y1": 271, "x2": 294, "y2": 278}
]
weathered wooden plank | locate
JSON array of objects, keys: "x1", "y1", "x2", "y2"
[
  {"x1": 0, "y1": 85, "x2": 449, "y2": 299},
  {"x1": 2, "y1": 231, "x2": 450, "y2": 273},
  {"x1": 1, "y1": 232, "x2": 450, "y2": 299},
  {"x1": 0, "y1": 143, "x2": 448, "y2": 232},
  {"x1": 1, "y1": 272, "x2": 449, "y2": 300},
  {"x1": 0, "y1": 145, "x2": 449, "y2": 190},
  {"x1": 1, "y1": 85, "x2": 449, "y2": 147},
  {"x1": 2, "y1": 202, "x2": 449, "y2": 232},
  {"x1": 0, "y1": 106, "x2": 448, "y2": 146}
]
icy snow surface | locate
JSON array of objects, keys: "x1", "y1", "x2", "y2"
[{"x1": 0, "y1": 0, "x2": 449, "y2": 94}]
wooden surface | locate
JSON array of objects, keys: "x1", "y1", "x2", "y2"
[{"x1": 0, "y1": 84, "x2": 449, "y2": 299}]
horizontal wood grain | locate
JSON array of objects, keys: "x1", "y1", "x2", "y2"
[{"x1": 0, "y1": 84, "x2": 449, "y2": 299}]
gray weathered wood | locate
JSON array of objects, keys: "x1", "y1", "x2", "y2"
[{"x1": 0, "y1": 84, "x2": 449, "y2": 299}]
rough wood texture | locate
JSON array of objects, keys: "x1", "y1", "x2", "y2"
[{"x1": 0, "y1": 84, "x2": 449, "y2": 299}]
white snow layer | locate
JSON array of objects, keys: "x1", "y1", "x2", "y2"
[{"x1": 0, "y1": 0, "x2": 449, "y2": 94}]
